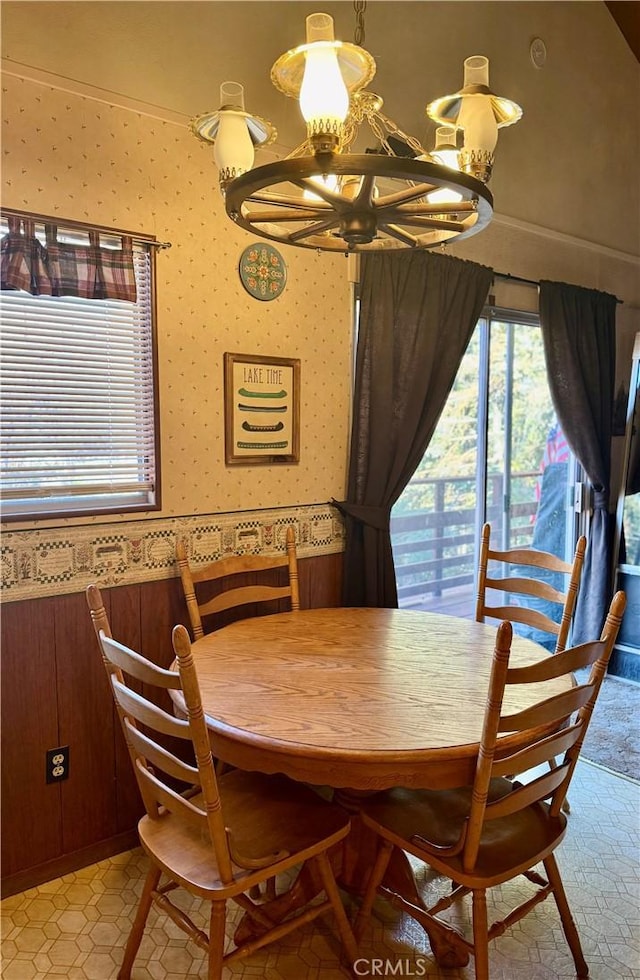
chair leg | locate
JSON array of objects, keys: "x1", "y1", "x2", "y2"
[
  {"x1": 207, "y1": 899, "x2": 227, "y2": 980},
  {"x1": 265, "y1": 876, "x2": 277, "y2": 901},
  {"x1": 315, "y1": 851, "x2": 359, "y2": 965},
  {"x1": 118, "y1": 864, "x2": 161, "y2": 979},
  {"x1": 471, "y1": 888, "x2": 490, "y2": 980},
  {"x1": 248, "y1": 877, "x2": 277, "y2": 901},
  {"x1": 543, "y1": 854, "x2": 588, "y2": 978},
  {"x1": 354, "y1": 840, "x2": 394, "y2": 942}
]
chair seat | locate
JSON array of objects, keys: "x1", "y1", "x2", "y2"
[
  {"x1": 139, "y1": 768, "x2": 350, "y2": 898},
  {"x1": 359, "y1": 780, "x2": 568, "y2": 886}
]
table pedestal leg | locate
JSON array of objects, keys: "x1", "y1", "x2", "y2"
[
  {"x1": 235, "y1": 787, "x2": 468, "y2": 969},
  {"x1": 232, "y1": 850, "x2": 335, "y2": 947}
]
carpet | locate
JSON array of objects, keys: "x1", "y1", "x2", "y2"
[{"x1": 576, "y1": 669, "x2": 640, "y2": 781}]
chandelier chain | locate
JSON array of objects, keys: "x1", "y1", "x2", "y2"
[
  {"x1": 349, "y1": 98, "x2": 428, "y2": 158},
  {"x1": 353, "y1": 0, "x2": 366, "y2": 47}
]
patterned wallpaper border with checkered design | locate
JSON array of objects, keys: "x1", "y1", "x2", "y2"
[{"x1": 1, "y1": 504, "x2": 344, "y2": 603}]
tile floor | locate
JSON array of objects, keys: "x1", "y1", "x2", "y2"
[{"x1": 1, "y1": 759, "x2": 638, "y2": 980}]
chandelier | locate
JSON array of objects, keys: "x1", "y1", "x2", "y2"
[{"x1": 191, "y1": 6, "x2": 522, "y2": 253}]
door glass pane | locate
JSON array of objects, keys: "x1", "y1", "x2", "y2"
[
  {"x1": 391, "y1": 310, "x2": 576, "y2": 633},
  {"x1": 391, "y1": 327, "x2": 481, "y2": 617},
  {"x1": 487, "y1": 319, "x2": 567, "y2": 553}
]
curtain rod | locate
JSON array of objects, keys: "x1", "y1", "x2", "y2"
[
  {"x1": 0, "y1": 206, "x2": 172, "y2": 250},
  {"x1": 494, "y1": 270, "x2": 623, "y2": 304}
]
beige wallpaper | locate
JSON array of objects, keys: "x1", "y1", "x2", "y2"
[
  {"x1": 2, "y1": 63, "x2": 639, "y2": 600},
  {"x1": 1, "y1": 73, "x2": 353, "y2": 531}
]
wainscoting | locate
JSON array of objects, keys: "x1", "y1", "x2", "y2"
[{"x1": 0, "y1": 551, "x2": 343, "y2": 898}]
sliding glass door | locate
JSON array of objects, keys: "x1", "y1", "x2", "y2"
[{"x1": 391, "y1": 308, "x2": 580, "y2": 617}]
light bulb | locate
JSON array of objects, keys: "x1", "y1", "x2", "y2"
[
  {"x1": 427, "y1": 186, "x2": 463, "y2": 206},
  {"x1": 299, "y1": 14, "x2": 348, "y2": 149},
  {"x1": 213, "y1": 82, "x2": 255, "y2": 187},
  {"x1": 303, "y1": 172, "x2": 339, "y2": 200},
  {"x1": 431, "y1": 126, "x2": 460, "y2": 170}
]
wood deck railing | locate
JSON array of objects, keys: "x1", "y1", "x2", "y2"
[{"x1": 391, "y1": 472, "x2": 538, "y2": 605}]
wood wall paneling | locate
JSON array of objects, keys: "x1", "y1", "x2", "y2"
[
  {"x1": 0, "y1": 552, "x2": 343, "y2": 894},
  {"x1": 55, "y1": 591, "x2": 119, "y2": 852},
  {"x1": 0, "y1": 598, "x2": 62, "y2": 877},
  {"x1": 302, "y1": 552, "x2": 344, "y2": 608}
]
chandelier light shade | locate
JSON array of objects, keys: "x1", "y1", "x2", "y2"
[
  {"x1": 192, "y1": 10, "x2": 522, "y2": 252},
  {"x1": 191, "y1": 82, "x2": 276, "y2": 190},
  {"x1": 212, "y1": 82, "x2": 257, "y2": 183},
  {"x1": 298, "y1": 14, "x2": 350, "y2": 152},
  {"x1": 426, "y1": 55, "x2": 523, "y2": 184}
]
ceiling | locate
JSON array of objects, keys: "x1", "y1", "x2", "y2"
[{"x1": 2, "y1": 1, "x2": 638, "y2": 255}]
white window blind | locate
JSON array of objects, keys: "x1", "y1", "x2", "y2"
[{"x1": 1, "y1": 231, "x2": 159, "y2": 519}]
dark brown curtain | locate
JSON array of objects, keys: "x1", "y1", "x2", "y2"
[
  {"x1": 334, "y1": 250, "x2": 493, "y2": 607},
  {"x1": 539, "y1": 280, "x2": 617, "y2": 643}
]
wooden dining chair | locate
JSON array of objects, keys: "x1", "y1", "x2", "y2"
[
  {"x1": 476, "y1": 523, "x2": 587, "y2": 812},
  {"x1": 354, "y1": 590, "x2": 626, "y2": 980},
  {"x1": 86, "y1": 584, "x2": 358, "y2": 980},
  {"x1": 176, "y1": 525, "x2": 300, "y2": 639},
  {"x1": 475, "y1": 523, "x2": 586, "y2": 653}
]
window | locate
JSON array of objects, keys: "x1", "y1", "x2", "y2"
[
  {"x1": 1, "y1": 215, "x2": 160, "y2": 520},
  {"x1": 391, "y1": 307, "x2": 582, "y2": 623}
]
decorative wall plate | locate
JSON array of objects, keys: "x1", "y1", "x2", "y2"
[{"x1": 239, "y1": 243, "x2": 287, "y2": 301}]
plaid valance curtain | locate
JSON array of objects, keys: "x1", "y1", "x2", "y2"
[{"x1": 1, "y1": 216, "x2": 137, "y2": 302}]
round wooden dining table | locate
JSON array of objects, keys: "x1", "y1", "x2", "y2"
[
  {"x1": 185, "y1": 606, "x2": 570, "y2": 968},
  {"x1": 189, "y1": 606, "x2": 569, "y2": 792}
]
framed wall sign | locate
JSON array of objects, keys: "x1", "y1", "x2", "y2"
[{"x1": 224, "y1": 352, "x2": 300, "y2": 465}]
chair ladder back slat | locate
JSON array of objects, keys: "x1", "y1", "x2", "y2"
[
  {"x1": 124, "y1": 716, "x2": 200, "y2": 787},
  {"x1": 193, "y1": 552, "x2": 289, "y2": 582},
  {"x1": 484, "y1": 575, "x2": 567, "y2": 604},
  {"x1": 485, "y1": 765, "x2": 571, "y2": 821},
  {"x1": 112, "y1": 678, "x2": 192, "y2": 741},
  {"x1": 483, "y1": 605, "x2": 561, "y2": 636},
  {"x1": 492, "y1": 722, "x2": 582, "y2": 778},
  {"x1": 199, "y1": 583, "x2": 293, "y2": 618},
  {"x1": 136, "y1": 761, "x2": 209, "y2": 830},
  {"x1": 507, "y1": 638, "x2": 603, "y2": 684},
  {"x1": 499, "y1": 684, "x2": 593, "y2": 734},
  {"x1": 101, "y1": 635, "x2": 182, "y2": 689},
  {"x1": 486, "y1": 545, "x2": 573, "y2": 574}
]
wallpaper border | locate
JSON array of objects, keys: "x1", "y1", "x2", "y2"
[{"x1": 1, "y1": 503, "x2": 344, "y2": 603}]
